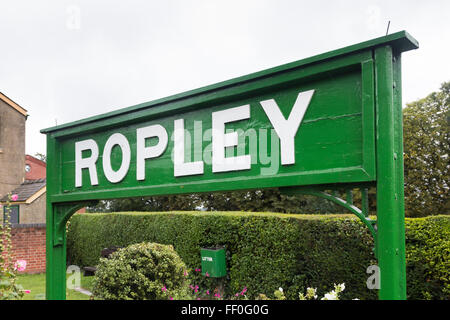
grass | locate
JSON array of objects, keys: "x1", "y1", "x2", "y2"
[{"x1": 16, "y1": 273, "x2": 95, "y2": 300}]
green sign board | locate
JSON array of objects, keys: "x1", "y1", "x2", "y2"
[{"x1": 41, "y1": 31, "x2": 418, "y2": 300}]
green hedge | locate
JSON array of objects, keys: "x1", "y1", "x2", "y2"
[
  {"x1": 405, "y1": 215, "x2": 450, "y2": 299},
  {"x1": 66, "y1": 212, "x2": 449, "y2": 300}
]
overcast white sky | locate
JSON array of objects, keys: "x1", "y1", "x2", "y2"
[{"x1": 0, "y1": 0, "x2": 449, "y2": 156}]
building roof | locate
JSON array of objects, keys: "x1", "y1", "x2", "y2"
[
  {"x1": 0, "y1": 92, "x2": 28, "y2": 117},
  {"x1": 0, "y1": 179, "x2": 46, "y2": 203},
  {"x1": 26, "y1": 154, "x2": 46, "y2": 167}
]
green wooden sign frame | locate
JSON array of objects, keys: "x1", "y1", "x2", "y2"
[{"x1": 41, "y1": 31, "x2": 418, "y2": 300}]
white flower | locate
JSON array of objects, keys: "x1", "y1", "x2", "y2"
[
  {"x1": 321, "y1": 291, "x2": 338, "y2": 300},
  {"x1": 306, "y1": 287, "x2": 318, "y2": 299},
  {"x1": 279, "y1": 287, "x2": 283, "y2": 293}
]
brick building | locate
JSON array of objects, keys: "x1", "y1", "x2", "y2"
[
  {"x1": 1, "y1": 92, "x2": 46, "y2": 273},
  {"x1": 25, "y1": 154, "x2": 46, "y2": 180},
  {"x1": 1, "y1": 179, "x2": 46, "y2": 224},
  {"x1": 10, "y1": 224, "x2": 46, "y2": 274},
  {"x1": 0, "y1": 92, "x2": 27, "y2": 198},
  {"x1": 0, "y1": 93, "x2": 46, "y2": 225}
]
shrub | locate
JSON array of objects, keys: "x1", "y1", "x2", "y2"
[
  {"x1": 68, "y1": 212, "x2": 376, "y2": 299},
  {"x1": 1, "y1": 193, "x2": 26, "y2": 300},
  {"x1": 67, "y1": 212, "x2": 449, "y2": 300},
  {"x1": 92, "y1": 242, "x2": 191, "y2": 300},
  {"x1": 405, "y1": 216, "x2": 450, "y2": 299}
]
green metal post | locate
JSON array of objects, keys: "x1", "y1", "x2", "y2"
[
  {"x1": 46, "y1": 135, "x2": 92, "y2": 300},
  {"x1": 46, "y1": 202, "x2": 91, "y2": 299},
  {"x1": 45, "y1": 135, "x2": 67, "y2": 300},
  {"x1": 45, "y1": 213, "x2": 67, "y2": 300},
  {"x1": 375, "y1": 45, "x2": 407, "y2": 300}
]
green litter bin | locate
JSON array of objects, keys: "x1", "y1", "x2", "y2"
[{"x1": 200, "y1": 247, "x2": 226, "y2": 278}]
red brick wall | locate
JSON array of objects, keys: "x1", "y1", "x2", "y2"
[
  {"x1": 25, "y1": 155, "x2": 46, "y2": 180},
  {"x1": 10, "y1": 224, "x2": 46, "y2": 274}
]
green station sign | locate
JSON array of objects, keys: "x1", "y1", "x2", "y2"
[{"x1": 41, "y1": 31, "x2": 418, "y2": 300}]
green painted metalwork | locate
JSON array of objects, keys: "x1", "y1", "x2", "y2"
[
  {"x1": 200, "y1": 247, "x2": 227, "y2": 278},
  {"x1": 361, "y1": 188, "x2": 369, "y2": 217},
  {"x1": 374, "y1": 45, "x2": 408, "y2": 300},
  {"x1": 280, "y1": 185, "x2": 377, "y2": 240},
  {"x1": 41, "y1": 31, "x2": 418, "y2": 300}
]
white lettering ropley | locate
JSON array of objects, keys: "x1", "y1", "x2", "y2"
[{"x1": 74, "y1": 90, "x2": 314, "y2": 187}]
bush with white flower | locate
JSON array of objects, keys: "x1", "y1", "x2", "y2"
[
  {"x1": 274, "y1": 287, "x2": 286, "y2": 300},
  {"x1": 299, "y1": 283, "x2": 352, "y2": 300},
  {"x1": 257, "y1": 283, "x2": 358, "y2": 300},
  {"x1": 0, "y1": 194, "x2": 29, "y2": 300}
]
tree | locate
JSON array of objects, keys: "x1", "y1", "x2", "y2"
[
  {"x1": 88, "y1": 194, "x2": 200, "y2": 213},
  {"x1": 34, "y1": 152, "x2": 46, "y2": 162},
  {"x1": 88, "y1": 189, "x2": 347, "y2": 214},
  {"x1": 197, "y1": 188, "x2": 346, "y2": 214},
  {"x1": 403, "y1": 81, "x2": 449, "y2": 217}
]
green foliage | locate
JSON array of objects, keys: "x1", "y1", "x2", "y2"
[
  {"x1": 0, "y1": 194, "x2": 25, "y2": 300},
  {"x1": 0, "y1": 270, "x2": 25, "y2": 300},
  {"x1": 198, "y1": 189, "x2": 346, "y2": 214},
  {"x1": 68, "y1": 212, "x2": 371, "y2": 299},
  {"x1": 405, "y1": 216, "x2": 450, "y2": 299},
  {"x1": 88, "y1": 195, "x2": 200, "y2": 213},
  {"x1": 84, "y1": 191, "x2": 203, "y2": 213},
  {"x1": 88, "y1": 189, "x2": 346, "y2": 214},
  {"x1": 67, "y1": 212, "x2": 449, "y2": 300},
  {"x1": 298, "y1": 283, "x2": 346, "y2": 300},
  {"x1": 92, "y1": 242, "x2": 191, "y2": 300},
  {"x1": 403, "y1": 81, "x2": 450, "y2": 217}
]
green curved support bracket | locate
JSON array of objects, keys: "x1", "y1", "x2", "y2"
[
  {"x1": 46, "y1": 200, "x2": 97, "y2": 300},
  {"x1": 52, "y1": 201, "x2": 98, "y2": 246},
  {"x1": 280, "y1": 186, "x2": 378, "y2": 256}
]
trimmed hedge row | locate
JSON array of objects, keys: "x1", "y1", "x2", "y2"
[
  {"x1": 405, "y1": 215, "x2": 450, "y2": 299},
  {"x1": 66, "y1": 212, "x2": 449, "y2": 300}
]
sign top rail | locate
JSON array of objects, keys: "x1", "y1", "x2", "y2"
[{"x1": 41, "y1": 30, "x2": 418, "y2": 135}]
